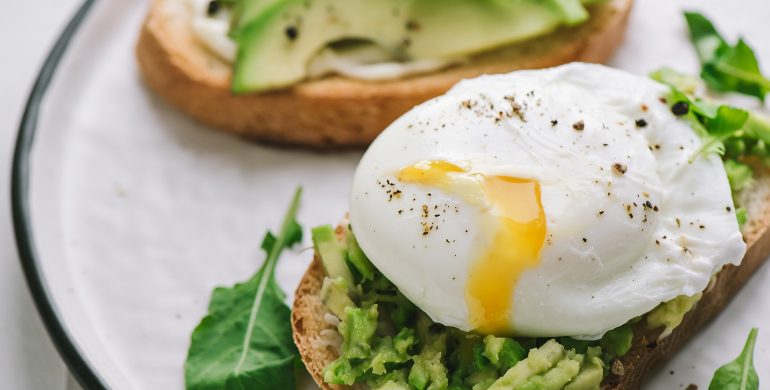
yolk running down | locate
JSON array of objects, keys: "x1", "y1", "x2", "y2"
[{"x1": 398, "y1": 160, "x2": 546, "y2": 335}]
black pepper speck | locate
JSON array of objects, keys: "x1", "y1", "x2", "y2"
[
  {"x1": 285, "y1": 26, "x2": 298, "y2": 40},
  {"x1": 612, "y1": 162, "x2": 627, "y2": 174},
  {"x1": 207, "y1": 0, "x2": 220, "y2": 15},
  {"x1": 572, "y1": 120, "x2": 585, "y2": 131},
  {"x1": 671, "y1": 101, "x2": 689, "y2": 116}
]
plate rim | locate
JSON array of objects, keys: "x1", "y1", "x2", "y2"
[{"x1": 11, "y1": 0, "x2": 109, "y2": 389}]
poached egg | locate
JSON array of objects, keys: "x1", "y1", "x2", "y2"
[{"x1": 348, "y1": 63, "x2": 746, "y2": 339}]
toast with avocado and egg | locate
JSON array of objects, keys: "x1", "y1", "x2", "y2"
[
  {"x1": 136, "y1": 0, "x2": 632, "y2": 148},
  {"x1": 290, "y1": 64, "x2": 770, "y2": 390}
]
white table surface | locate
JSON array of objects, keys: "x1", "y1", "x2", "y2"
[{"x1": 0, "y1": 1, "x2": 766, "y2": 390}]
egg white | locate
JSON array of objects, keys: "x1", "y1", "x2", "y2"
[{"x1": 349, "y1": 63, "x2": 746, "y2": 339}]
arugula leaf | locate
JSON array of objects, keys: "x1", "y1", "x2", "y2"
[
  {"x1": 599, "y1": 324, "x2": 633, "y2": 357},
  {"x1": 684, "y1": 13, "x2": 729, "y2": 64},
  {"x1": 741, "y1": 111, "x2": 770, "y2": 145},
  {"x1": 684, "y1": 12, "x2": 770, "y2": 101},
  {"x1": 652, "y1": 75, "x2": 751, "y2": 163},
  {"x1": 650, "y1": 70, "x2": 765, "y2": 225},
  {"x1": 650, "y1": 68, "x2": 701, "y2": 94},
  {"x1": 185, "y1": 188, "x2": 304, "y2": 390},
  {"x1": 735, "y1": 207, "x2": 748, "y2": 226},
  {"x1": 724, "y1": 159, "x2": 754, "y2": 194},
  {"x1": 690, "y1": 105, "x2": 750, "y2": 163},
  {"x1": 707, "y1": 328, "x2": 759, "y2": 390},
  {"x1": 723, "y1": 111, "x2": 770, "y2": 165}
]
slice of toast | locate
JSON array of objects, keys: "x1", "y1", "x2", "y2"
[
  {"x1": 136, "y1": 0, "x2": 632, "y2": 148},
  {"x1": 291, "y1": 165, "x2": 770, "y2": 390}
]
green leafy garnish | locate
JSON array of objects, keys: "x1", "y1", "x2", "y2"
[
  {"x1": 735, "y1": 207, "x2": 748, "y2": 226},
  {"x1": 690, "y1": 105, "x2": 750, "y2": 163},
  {"x1": 650, "y1": 67, "x2": 701, "y2": 94},
  {"x1": 724, "y1": 160, "x2": 755, "y2": 194},
  {"x1": 558, "y1": 323, "x2": 633, "y2": 360},
  {"x1": 652, "y1": 73, "x2": 763, "y2": 226},
  {"x1": 707, "y1": 328, "x2": 759, "y2": 390},
  {"x1": 651, "y1": 75, "x2": 751, "y2": 163},
  {"x1": 684, "y1": 12, "x2": 770, "y2": 101},
  {"x1": 650, "y1": 65, "x2": 770, "y2": 225},
  {"x1": 599, "y1": 324, "x2": 633, "y2": 357},
  {"x1": 185, "y1": 188, "x2": 303, "y2": 390}
]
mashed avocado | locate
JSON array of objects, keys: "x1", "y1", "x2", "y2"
[
  {"x1": 646, "y1": 293, "x2": 703, "y2": 330},
  {"x1": 320, "y1": 276, "x2": 356, "y2": 318},
  {"x1": 313, "y1": 227, "x2": 671, "y2": 390}
]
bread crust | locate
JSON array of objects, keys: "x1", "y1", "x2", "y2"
[
  {"x1": 136, "y1": 0, "x2": 632, "y2": 148},
  {"x1": 291, "y1": 169, "x2": 770, "y2": 390},
  {"x1": 292, "y1": 226, "x2": 349, "y2": 390}
]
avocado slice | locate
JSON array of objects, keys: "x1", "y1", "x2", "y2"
[
  {"x1": 320, "y1": 276, "x2": 356, "y2": 318},
  {"x1": 563, "y1": 347, "x2": 604, "y2": 390},
  {"x1": 229, "y1": 0, "x2": 284, "y2": 39},
  {"x1": 311, "y1": 225, "x2": 356, "y2": 293},
  {"x1": 233, "y1": 0, "x2": 412, "y2": 92},
  {"x1": 403, "y1": 0, "x2": 580, "y2": 60},
  {"x1": 487, "y1": 339, "x2": 566, "y2": 390},
  {"x1": 232, "y1": 0, "x2": 593, "y2": 92}
]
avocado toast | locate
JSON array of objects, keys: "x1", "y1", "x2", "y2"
[
  {"x1": 289, "y1": 63, "x2": 770, "y2": 389},
  {"x1": 136, "y1": 0, "x2": 632, "y2": 148},
  {"x1": 292, "y1": 186, "x2": 770, "y2": 390}
]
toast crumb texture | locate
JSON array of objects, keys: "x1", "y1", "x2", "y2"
[
  {"x1": 137, "y1": 0, "x2": 632, "y2": 148},
  {"x1": 291, "y1": 169, "x2": 770, "y2": 390}
]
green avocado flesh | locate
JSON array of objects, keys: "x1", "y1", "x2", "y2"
[
  {"x1": 230, "y1": 0, "x2": 599, "y2": 92},
  {"x1": 311, "y1": 226, "x2": 677, "y2": 390},
  {"x1": 228, "y1": 0, "x2": 283, "y2": 39}
]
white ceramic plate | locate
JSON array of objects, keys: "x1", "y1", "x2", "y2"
[{"x1": 13, "y1": 0, "x2": 769, "y2": 389}]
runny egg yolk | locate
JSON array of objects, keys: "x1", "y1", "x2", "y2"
[{"x1": 398, "y1": 160, "x2": 546, "y2": 335}]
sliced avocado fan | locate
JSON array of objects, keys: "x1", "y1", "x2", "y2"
[{"x1": 231, "y1": 0, "x2": 598, "y2": 93}]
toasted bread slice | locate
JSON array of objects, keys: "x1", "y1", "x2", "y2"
[
  {"x1": 136, "y1": 0, "x2": 632, "y2": 148},
  {"x1": 291, "y1": 165, "x2": 770, "y2": 390}
]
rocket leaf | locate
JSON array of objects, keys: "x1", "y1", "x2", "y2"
[
  {"x1": 185, "y1": 188, "x2": 304, "y2": 390},
  {"x1": 652, "y1": 67, "x2": 770, "y2": 166},
  {"x1": 684, "y1": 12, "x2": 728, "y2": 64},
  {"x1": 652, "y1": 76, "x2": 750, "y2": 163},
  {"x1": 724, "y1": 159, "x2": 754, "y2": 194},
  {"x1": 690, "y1": 105, "x2": 750, "y2": 163},
  {"x1": 708, "y1": 328, "x2": 759, "y2": 390},
  {"x1": 684, "y1": 12, "x2": 770, "y2": 101},
  {"x1": 650, "y1": 67, "x2": 701, "y2": 94}
]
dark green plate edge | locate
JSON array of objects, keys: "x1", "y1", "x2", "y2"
[{"x1": 11, "y1": 0, "x2": 108, "y2": 389}]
